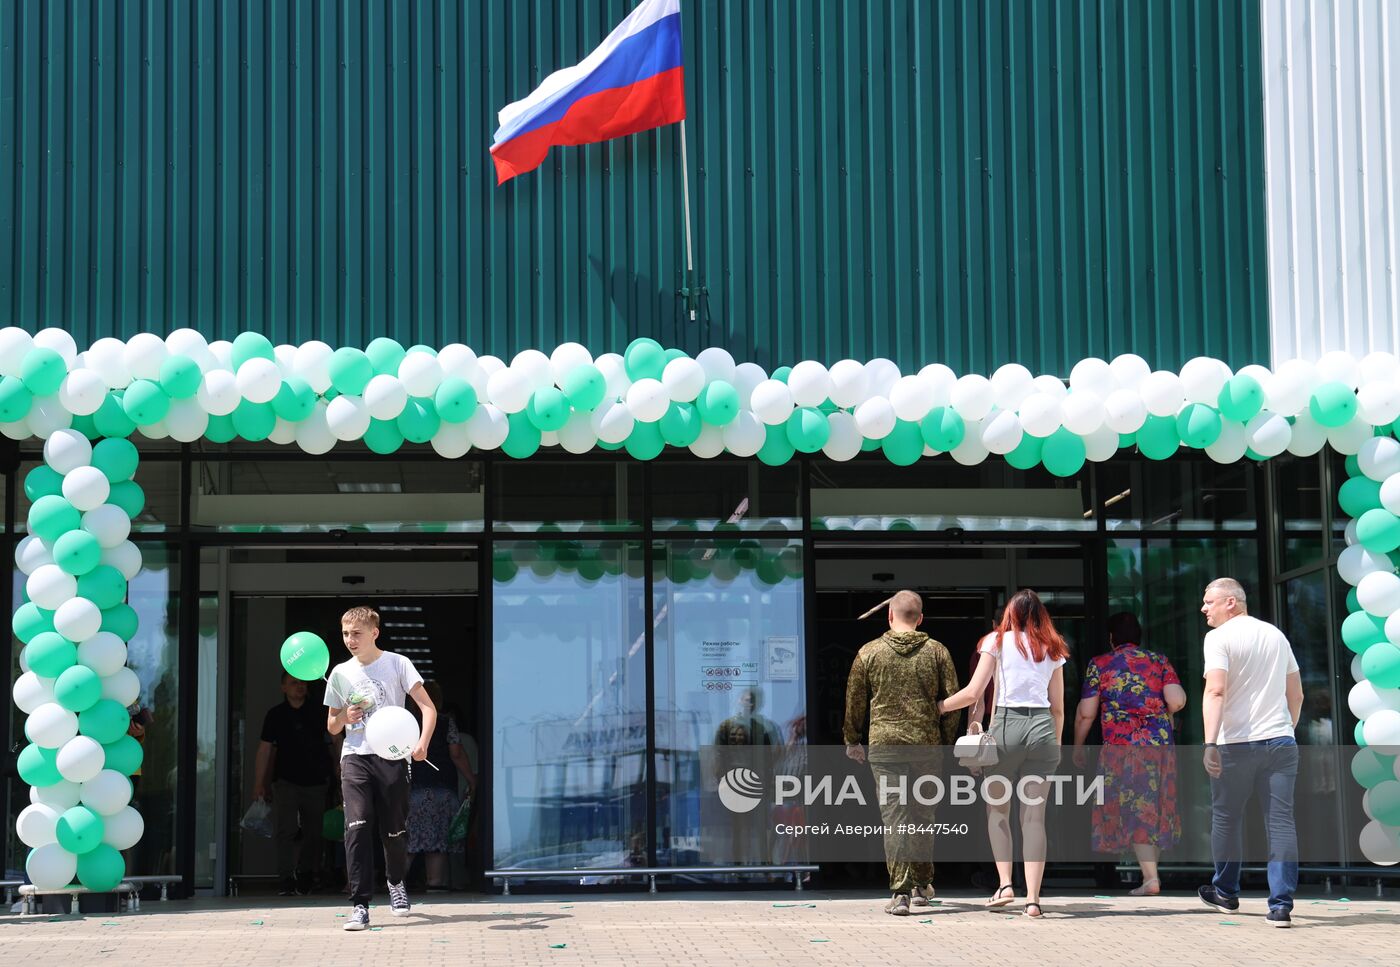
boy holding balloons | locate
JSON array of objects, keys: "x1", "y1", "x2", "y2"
[{"x1": 318, "y1": 606, "x2": 436, "y2": 931}]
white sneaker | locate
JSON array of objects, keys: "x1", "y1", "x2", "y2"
[
  {"x1": 388, "y1": 880, "x2": 411, "y2": 917},
  {"x1": 343, "y1": 904, "x2": 370, "y2": 931}
]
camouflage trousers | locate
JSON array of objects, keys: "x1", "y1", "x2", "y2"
[{"x1": 868, "y1": 749, "x2": 939, "y2": 893}]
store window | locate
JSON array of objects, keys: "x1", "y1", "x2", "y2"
[{"x1": 493, "y1": 462, "x2": 641, "y2": 532}]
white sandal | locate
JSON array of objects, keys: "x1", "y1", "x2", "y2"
[{"x1": 1129, "y1": 878, "x2": 1161, "y2": 896}]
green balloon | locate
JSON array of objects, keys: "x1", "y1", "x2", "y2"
[
  {"x1": 93, "y1": 391, "x2": 136, "y2": 438},
  {"x1": 365, "y1": 336, "x2": 407, "y2": 376},
  {"x1": 786, "y1": 407, "x2": 830, "y2": 453},
  {"x1": 625, "y1": 420, "x2": 666, "y2": 461},
  {"x1": 435, "y1": 377, "x2": 479, "y2": 423},
  {"x1": 328, "y1": 347, "x2": 373, "y2": 395},
  {"x1": 100, "y1": 603, "x2": 140, "y2": 640},
  {"x1": 78, "y1": 566, "x2": 128, "y2": 610},
  {"x1": 1357, "y1": 508, "x2": 1400, "y2": 554},
  {"x1": 1357, "y1": 720, "x2": 1368, "y2": 746},
  {"x1": 695, "y1": 381, "x2": 740, "y2": 426},
  {"x1": 102, "y1": 734, "x2": 144, "y2": 777},
  {"x1": 1216, "y1": 374, "x2": 1264, "y2": 423},
  {"x1": 24, "y1": 465, "x2": 64, "y2": 501},
  {"x1": 772, "y1": 366, "x2": 792, "y2": 384},
  {"x1": 525, "y1": 387, "x2": 570, "y2": 432},
  {"x1": 91, "y1": 438, "x2": 140, "y2": 483},
  {"x1": 230, "y1": 332, "x2": 276, "y2": 370},
  {"x1": 281, "y1": 631, "x2": 331, "y2": 681},
  {"x1": 29, "y1": 494, "x2": 81, "y2": 542},
  {"x1": 322, "y1": 808, "x2": 345, "y2": 843},
  {"x1": 56, "y1": 805, "x2": 106, "y2": 855},
  {"x1": 70, "y1": 413, "x2": 100, "y2": 440},
  {"x1": 1348, "y1": 586, "x2": 1362, "y2": 614},
  {"x1": 1350, "y1": 748, "x2": 1396, "y2": 788},
  {"x1": 1342, "y1": 610, "x2": 1387, "y2": 654},
  {"x1": 502, "y1": 411, "x2": 542, "y2": 459},
  {"x1": 758, "y1": 423, "x2": 797, "y2": 466},
  {"x1": 233, "y1": 399, "x2": 276, "y2": 441},
  {"x1": 1363, "y1": 641, "x2": 1400, "y2": 689},
  {"x1": 0, "y1": 373, "x2": 34, "y2": 420},
  {"x1": 272, "y1": 376, "x2": 316, "y2": 422},
  {"x1": 21, "y1": 347, "x2": 68, "y2": 395},
  {"x1": 1310, "y1": 381, "x2": 1358, "y2": 428},
  {"x1": 108, "y1": 480, "x2": 146, "y2": 519},
  {"x1": 76, "y1": 843, "x2": 125, "y2": 892},
  {"x1": 397, "y1": 398, "x2": 441, "y2": 443},
  {"x1": 623, "y1": 338, "x2": 666, "y2": 381},
  {"x1": 1005, "y1": 432, "x2": 1045, "y2": 471},
  {"x1": 663, "y1": 348, "x2": 689, "y2": 364},
  {"x1": 1136, "y1": 414, "x2": 1181, "y2": 460},
  {"x1": 406, "y1": 344, "x2": 438, "y2": 357},
  {"x1": 122, "y1": 379, "x2": 171, "y2": 425},
  {"x1": 14, "y1": 602, "x2": 55, "y2": 643},
  {"x1": 1176, "y1": 403, "x2": 1223, "y2": 448},
  {"x1": 920, "y1": 406, "x2": 965, "y2": 451},
  {"x1": 661, "y1": 402, "x2": 704, "y2": 447},
  {"x1": 364, "y1": 419, "x2": 405, "y2": 454},
  {"x1": 53, "y1": 529, "x2": 102, "y2": 576},
  {"x1": 880, "y1": 420, "x2": 924, "y2": 466},
  {"x1": 79, "y1": 699, "x2": 132, "y2": 744},
  {"x1": 158, "y1": 354, "x2": 203, "y2": 398},
  {"x1": 55, "y1": 664, "x2": 103, "y2": 712},
  {"x1": 1372, "y1": 780, "x2": 1400, "y2": 826},
  {"x1": 1339, "y1": 476, "x2": 1384, "y2": 517},
  {"x1": 1041, "y1": 427, "x2": 1087, "y2": 477},
  {"x1": 17, "y1": 743, "x2": 62, "y2": 786},
  {"x1": 204, "y1": 412, "x2": 237, "y2": 443}
]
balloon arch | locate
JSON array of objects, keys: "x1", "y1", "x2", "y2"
[{"x1": 7, "y1": 326, "x2": 1400, "y2": 890}]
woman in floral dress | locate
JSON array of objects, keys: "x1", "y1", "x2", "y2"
[{"x1": 1072, "y1": 613, "x2": 1187, "y2": 895}]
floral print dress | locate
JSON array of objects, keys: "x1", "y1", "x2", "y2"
[{"x1": 1082, "y1": 644, "x2": 1182, "y2": 852}]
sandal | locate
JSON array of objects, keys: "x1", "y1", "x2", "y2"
[
  {"x1": 1129, "y1": 877, "x2": 1160, "y2": 897},
  {"x1": 1023, "y1": 901, "x2": 1044, "y2": 919},
  {"x1": 987, "y1": 884, "x2": 1016, "y2": 908}
]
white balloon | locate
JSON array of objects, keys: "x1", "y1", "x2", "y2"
[
  {"x1": 1285, "y1": 410, "x2": 1328, "y2": 457},
  {"x1": 1109, "y1": 354, "x2": 1151, "y2": 389},
  {"x1": 100, "y1": 667, "x2": 141, "y2": 707},
  {"x1": 466, "y1": 404, "x2": 509, "y2": 450},
  {"x1": 34, "y1": 327, "x2": 79, "y2": 364},
  {"x1": 732, "y1": 362, "x2": 768, "y2": 408},
  {"x1": 59, "y1": 369, "x2": 109, "y2": 416},
  {"x1": 27, "y1": 395, "x2": 74, "y2": 438},
  {"x1": 1346, "y1": 517, "x2": 1360, "y2": 547},
  {"x1": 1353, "y1": 653, "x2": 1366, "y2": 681},
  {"x1": 889, "y1": 375, "x2": 934, "y2": 422},
  {"x1": 591, "y1": 398, "x2": 634, "y2": 445},
  {"x1": 44, "y1": 428, "x2": 93, "y2": 474},
  {"x1": 1363, "y1": 708, "x2": 1400, "y2": 748},
  {"x1": 553, "y1": 413, "x2": 595, "y2": 455},
  {"x1": 853, "y1": 397, "x2": 896, "y2": 440},
  {"x1": 78, "y1": 632, "x2": 128, "y2": 677},
  {"x1": 102, "y1": 805, "x2": 145, "y2": 850},
  {"x1": 1317, "y1": 350, "x2": 1360, "y2": 388},
  {"x1": 364, "y1": 705, "x2": 421, "y2": 760},
  {"x1": 83, "y1": 504, "x2": 131, "y2": 548},
  {"x1": 0, "y1": 326, "x2": 37, "y2": 376},
  {"x1": 86, "y1": 337, "x2": 134, "y2": 388},
  {"x1": 864, "y1": 359, "x2": 902, "y2": 397},
  {"x1": 399, "y1": 351, "x2": 444, "y2": 397},
  {"x1": 688, "y1": 423, "x2": 726, "y2": 459},
  {"x1": 918, "y1": 363, "x2": 957, "y2": 406},
  {"x1": 294, "y1": 401, "x2": 336, "y2": 455},
  {"x1": 982, "y1": 410, "x2": 1024, "y2": 455},
  {"x1": 1084, "y1": 423, "x2": 1121, "y2": 462},
  {"x1": 13, "y1": 671, "x2": 55, "y2": 714},
  {"x1": 1103, "y1": 389, "x2": 1148, "y2": 434},
  {"x1": 54, "y1": 597, "x2": 102, "y2": 642},
  {"x1": 1329, "y1": 417, "x2": 1376, "y2": 455},
  {"x1": 950, "y1": 418, "x2": 990, "y2": 466},
  {"x1": 694, "y1": 347, "x2": 736, "y2": 385},
  {"x1": 826, "y1": 359, "x2": 868, "y2": 408},
  {"x1": 990, "y1": 364, "x2": 1035, "y2": 410},
  {"x1": 750, "y1": 380, "x2": 795, "y2": 425},
  {"x1": 16, "y1": 803, "x2": 61, "y2": 848},
  {"x1": 1383, "y1": 475, "x2": 1400, "y2": 517},
  {"x1": 429, "y1": 420, "x2": 472, "y2": 459},
  {"x1": 326, "y1": 395, "x2": 371, "y2": 442},
  {"x1": 1339, "y1": 545, "x2": 1393, "y2": 586},
  {"x1": 595, "y1": 353, "x2": 631, "y2": 399},
  {"x1": 1069, "y1": 357, "x2": 1114, "y2": 396},
  {"x1": 486, "y1": 367, "x2": 533, "y2": 413},
  {"x1": 1360, "y1": 437, "x2": 1400, "y2": 482},
  {"x1": 165, "y1": 398, "x2": 210, "y2": 443},
  {"x1": 722, "y1": 411, "x2": 766, "y2": 457},
  {"x1": 625, "y1": 378, "x2": 669, "y2": 423},
  {"x1": 33, "y1": 779, "x2": 82, "y2": 810},
  {"x1": 28, "y1": 564, "x2": 78, "y2": 609},
  {"x1": 123, "y1": 331, "x2": 168, "y2": 379},
  {"x1": 26, "y1": 842, "x2": 77, "y2": 891},
  {"x1": 235, "y1": 357, "x2": 282, "y2": 403},
  {"x1": 1360, "y1": 381, "x2": 1400, "y2": 427},
  {"x1": 1205, "y1": 419, "x2": 1249, "y2": 464},
  {"x1": 508, "y1": 349, "x2": 553, "y2": 389},
  {"x1": 1246, "y1": 411, "x2": 1292, "y2": 457},
  {"x1": 26, "y1": 702, "x2": 79, "y2": 748},
  {"x1": 197, "y1": 369, "x2": 242, "y2": 416},
  {"x1": 1350, "y1": 681, "x2": 1400, "y2": 720},
  {"x1": 821, "y1": 411, "x2": 862, "y2": 462},
  {"x1": 265, "y1": 416, "x2": 295, "y2": 446},
  {"x1": 437, "y1": 343, "x2": 479, "y2": 381},
  {"x1": 548, "y1": 342, "x2": 594, "y2": 385},
  {"x1": 950, "y1": 375, "x2": 995, "y2": 421},
  {"x1": 1359, "y1": 819, "x2": 1400, "y2": 865},
  {"x1": 81, "y1": 770, "x2": 133, "y2": 815},
  {"x1": 1360, "y1": 352, "x2": 1400, "y2": 384},
  {"x1": 62, "y1": 465, "x2": 111, "y2": 512},
  {"x1": 1180, "y1": 356, "x2": 1231, "y2": 404},
  {"x1": 787, "y1": 361, "x2": 832, "y2": 408},
  {"x1": 165, "y1": 328, "x2": 213, "y2": 369},
  {"x1": 137, "y1": 418, "x2": 171, "y2": 442},
  {"x1": 1358, "y1": 570, "x2": 1400, "y2": 617},
  {"x1": 57, "y1": 735, "x2": 106, "y2": 783},
  {"x1": 2, "y1": 418, "x2": 33, "y2": 440},
  {"x1": 1019, "y1": 392, "x2": 1064, "y2": 437},
  {"x1": 1262, "y1": 372, "x2": 1307, "y2": 418},
  {"x1": 1140, "y1": 371, "x2": 1185, "y2": 418},
  {"x1": 661, "y1": 357, "x2": 706, "y2": 403},
  {"x1": 363, "y1": 374, "x2": 409, "y2": 420},
  {"x1": 291, "y1": 340, "x2": 334, "y2": 393},
  {"x1": 16, "y1": 535, "x2": 55, "y2": 575}
]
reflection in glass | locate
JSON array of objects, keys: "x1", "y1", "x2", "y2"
[
  {"x1": 650, "y1": 463, "x2": 800, "y2": 531},
  {"x1": 493, "y1": 462, "x2": 641, "y2": 532},
  {"x1": 1099, "y1": 456, "x2": 1256, "y2": 531},
  {"x1": 18, "y1": 458, "x2": 181, "y2": 533},
  {"x1": 1275, "y1": 454, "x2": 1325, "y2": 572},
  {"x1": 491, "y1": 542, "x2": 646, "y2": 872},
  {"x1": 653, "y1": 539, "x2": 805, "y2": 867}
]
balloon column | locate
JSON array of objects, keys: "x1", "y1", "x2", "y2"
[{"x1": 13, "y1": 428, "x2": 144, "y2": 894}]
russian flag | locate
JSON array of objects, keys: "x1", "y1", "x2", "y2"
[{"x1": 490, "y1": 0, "x2": 686, "y2": 184}]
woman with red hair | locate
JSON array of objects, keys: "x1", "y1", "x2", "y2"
[{"x1": 939, "y1": 589, "x2": 1070, "y2": 920}]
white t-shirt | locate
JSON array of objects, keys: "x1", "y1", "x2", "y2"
[
  {"x1": 980, "y1": 631, "x2": 1065, "y2": 708},
  {"x1": 1202, "y1": 615, "x2": 1299, "y2": 744},
  {"x1": 325, "y1": 651, "x2": 424, "y2": 757}
]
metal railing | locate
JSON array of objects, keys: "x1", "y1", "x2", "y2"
[{"x1": 487, "y1": 864, "x2": 818, "y2": 896}]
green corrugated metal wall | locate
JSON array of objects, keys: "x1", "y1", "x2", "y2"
[{"x1": 0, "y1": 0, "x2": 1269, "y2": 373}]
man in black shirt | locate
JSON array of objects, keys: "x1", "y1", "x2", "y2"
[{"x1": 254, "y1": 672, "x2": 336, "y2": 895}]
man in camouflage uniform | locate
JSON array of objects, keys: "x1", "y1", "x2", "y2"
[{"x1": 844, "y1": 589, "x2": 962, "y2": 916}]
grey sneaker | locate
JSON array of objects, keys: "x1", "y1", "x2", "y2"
[
  {"x1": 884, "y1": 893, "x2": 911, "y2": 916},
  {"x1": 1198, "y1": 886, "x2": 1240, "y2": 912},
  {"x1": 911, "y1": 885, "x2": 936, "y2": 907},
  {"x1": 388, "y1": 880, "x2": 411, "y2": 917},
  {"x1": 343, "y1": 904, "x2": 369, "y2": 931}
]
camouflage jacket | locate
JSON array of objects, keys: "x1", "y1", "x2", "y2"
[{"x1": 843, "y1": 630, "x2": 962, "y2": 747}]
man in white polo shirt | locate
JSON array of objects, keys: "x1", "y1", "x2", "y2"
[{"x1": 1196, "y1": 577, "x2": 1303, "y2": 928}]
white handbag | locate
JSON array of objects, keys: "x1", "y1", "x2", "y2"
[{"x1": 954, "y1": 635, "x2": 1002, "y2": 767}]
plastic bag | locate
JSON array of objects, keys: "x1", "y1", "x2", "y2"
[
  {"x1": 447, "y1": 790, "x2": 474, "y2": 845},
  {"x1": 240, "y1": 799, "x2": 274, "y2": 838}
]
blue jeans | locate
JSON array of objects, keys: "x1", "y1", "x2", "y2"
[{"x1": 1210, "y1": 736, "x2": 1299, "y2": 912}]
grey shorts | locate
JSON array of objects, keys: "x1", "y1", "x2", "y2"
[{"x1": 987, "y1": 706, "x2": 1061, "y2": 779}]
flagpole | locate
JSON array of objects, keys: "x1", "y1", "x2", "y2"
[{"x1": 679, "y1": 118, "x2": 698, "y2": 322}]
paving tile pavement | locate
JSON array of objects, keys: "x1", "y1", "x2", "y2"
[{"x1": 2, "y1": 889, "x2": 1398, "y2": 967}]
